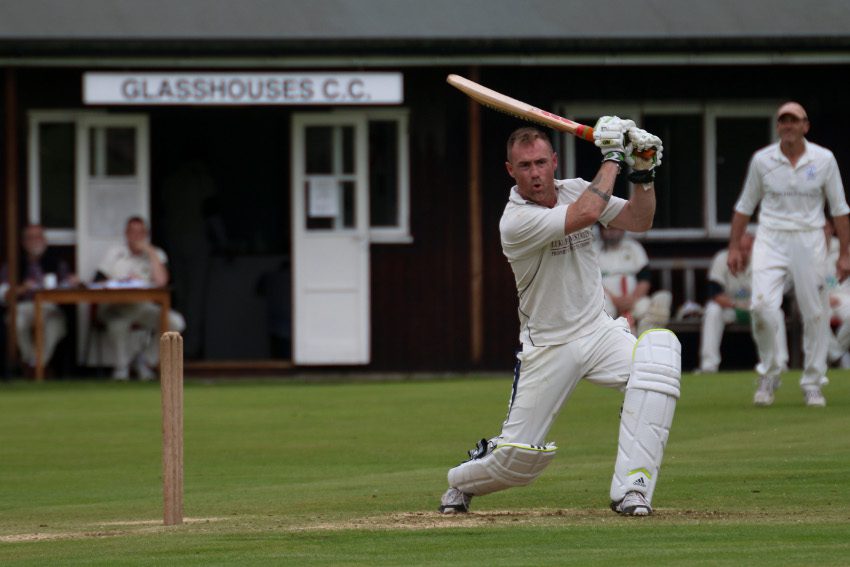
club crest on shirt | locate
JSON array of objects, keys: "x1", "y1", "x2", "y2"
[
  {"x1": 550, "y1": 229, "x2": 593, "y2": 256},
  {"x1": 805, "y1": 165, "x2": 817, "y2": 180}
]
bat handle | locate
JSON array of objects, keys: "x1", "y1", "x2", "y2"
[
  {"x1": 634, "y1": 148, "x2": 657, "y2": 159},
  {"x1": 583, "y1": 126, "x2": 656, "y2": 158},
  {"x1": 576, "y1": 124, "x2": 596, "y2": 142}
]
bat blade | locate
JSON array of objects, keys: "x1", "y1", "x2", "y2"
[
  {"x1": 446, "y1": 74, "x2": 656, "y2": 159},
  {"x1": 446, "y1": 74, "x2": 594, "y2": 142}
]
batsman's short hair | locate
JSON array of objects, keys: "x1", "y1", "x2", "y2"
[{"x1": 506, "y1": 127, "x2": 553, "y2": 161}]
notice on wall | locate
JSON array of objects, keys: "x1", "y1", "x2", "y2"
[
  {"x1": 308, "y1": 177, "x2": 339, "y2": 218},
  {"x1": 84, "y1": 72, "x2": 403, "y2": 105}
]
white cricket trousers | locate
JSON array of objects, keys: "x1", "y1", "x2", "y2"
[
  {"x1": 97, "y1": 302, "x2": 186, "y2": 373},
  {"x1": 500, "y1": 316, "x2": 634, "y2": 445},
  {"x1": 751, "y1": 227, "x2": 829, "y2": 388},
  {"x1": 12, "y1": 302, "x2": 67, "y2": 366},
  {"x1": 699, "y1": 301, "x2": 787, "y2": 372}
]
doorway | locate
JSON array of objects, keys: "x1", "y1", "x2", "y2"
[{"x1": 150, "y1": 108, "x2": 291, "y2": 360}]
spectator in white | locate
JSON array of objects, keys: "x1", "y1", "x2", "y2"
[
  {"x1": 94, "y1": 216, "x2": 185, "y2": 380},
  {"x1": 596, "y1": 226, "x2": 672, "y2": 336},
  {"x1": 823, "y1": 219, "x2": 850, "y2": 368},
  {"x1": 729, "y1": 101, "x2": 850, "y2": 407},
  {"x1": 699, "y1": 231, "x2": 788, "y2": 373},
  {"x1": 0, "y1": 224, "x2": 77, "y2": 375}
]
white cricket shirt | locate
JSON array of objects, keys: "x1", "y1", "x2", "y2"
[
  {"x1": 708, "y1": 249, "x2": 751, "y2": 306},
  {"x1": 97, "y1": 243, "x2": 168, "y2": 284},
  {"x1": 596, "y1": 238, "x2": 649, "y2": 297},
  {"x1": 735, "y1": 140, "x2": 849, "y2": 230},
  {"x1": 500, "y1": 178, "x2": 627, "y2": 346}
]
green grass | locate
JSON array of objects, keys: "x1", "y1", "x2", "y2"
[{"x1": 1, "y1": 370, "x2": 850, "y2": 565}]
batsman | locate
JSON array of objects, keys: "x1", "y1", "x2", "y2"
[{"x1": 439, "y1": 118, "x2": 680, "y2": 516}]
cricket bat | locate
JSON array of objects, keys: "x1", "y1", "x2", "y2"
[{"x1": 446, "y1": 73, "x2": 655, "y2": 157}]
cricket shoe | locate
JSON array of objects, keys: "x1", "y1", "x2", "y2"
[
  {"x1": 610, "y1": 491, "x2": 652, "y2": 516},
  {"x1": 438, "y1": 487, "x2": 472, "y2": 514},
  {"x1": 804, "y1": 387, "x2": 826, "y2": 408},
  {"x1": 753, "y1": 375, "x2": 780, "y2": 407}
]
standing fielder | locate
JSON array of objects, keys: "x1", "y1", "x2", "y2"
[
  {"x1": 728, "y1": 101, "x2": 850, "y2": 407},
  {"x1": 439, "y1": 119, "x2": 681, "y2": 517}
]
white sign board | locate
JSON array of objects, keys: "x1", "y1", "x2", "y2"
[
  {"x1": 84, "y1": 72, "x2": 403, "y2": 105},
  {"x1": 308, "y1": 178, "x2": 340, "y2": 218}
]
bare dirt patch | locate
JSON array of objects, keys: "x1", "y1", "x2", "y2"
[
  {"x1": 2, "y1": 508, "x2": 835, "y2": 542},
  {"x1": 0, "y1": 517, "x2": 227, "y2": 543},
  {"x1": 288, "y1": 507, "x2": 738, "y2": 532}
]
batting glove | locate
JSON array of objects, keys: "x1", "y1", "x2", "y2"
[
  {"x1": 626, "y1": 128, "x2": 663, "y2": 183},
  {"x1": 593, "y1": 116, "x2": 636, "y2": 165}
]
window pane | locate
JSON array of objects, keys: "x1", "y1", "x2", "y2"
[
  {"x1": 305, "y1": 180, "x2": 334, "y2": 230},
  {"x1": 306, "y1": 126, "x2": 333, "y2": 174},
  {"x1": 342, "y1": 181, "x2": 355, "y2": 228},
  {"x1": 716, "y1": 117, "x2": 771, "y2": 224},
  {"x1": 105, "y1": 127, "x2": 136, "y2": 176},
  {"x1": 38, "y1": 122, "x2": 75, "y2": 228},
  {"x1": 643, "y1": 115, "x2": 703, "y2": 229},
  {"x1": 369, "y1": 120, "x2": 399, "y2": 227}
]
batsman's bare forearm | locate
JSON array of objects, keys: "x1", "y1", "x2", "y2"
[
  {"x1": 608, "y1": 182, "x2": 656, "y2": 233},
  {"x1": 625, "y1": 183, "x2": 655, "y2": 232},
  {"x1": 564, "y1": 161, "x2": 620, "y2": 234}
]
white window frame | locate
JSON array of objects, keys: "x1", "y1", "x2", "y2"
[
  {"x1": 364, "y1": 108, "x2": 411, "y2": 244},
  {"x1": 558, "y1": 101, "x2": 778, "y2": 241},
  {"x1": 28, "y1": 110, "x2": 80, "y2": 245},
  {"x1": 704, "y1": 102, "x2": 778, "y2": 237},
  {"x1": 326, "y1": 108, "x2": 411, "y2": 244}
]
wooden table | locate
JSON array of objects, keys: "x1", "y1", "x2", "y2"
[{"x1": 33, "y1": 287, "x2": 171, "y2": 381}]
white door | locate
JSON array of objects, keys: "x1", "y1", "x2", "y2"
[
  {"x1": 76, "y1": 114, "x2": 150, "y2": 284},
  {"x1": 76, "y1": 115, "x2": 149, "y2": 364},
  {"x1": 291, "y1": 113, "x2": 370, "y2": 364}
]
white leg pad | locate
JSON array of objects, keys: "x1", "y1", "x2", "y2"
[
  {"x1": 447, "y1": 442, "x2": 557, "y2": 496},
  {"x1": 610, "y1": 329, "x2": 681, "y2": 504}
]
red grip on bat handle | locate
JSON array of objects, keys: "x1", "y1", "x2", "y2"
[{"x1": 634, "y1": 148, "x2": 657, "y2": 158}]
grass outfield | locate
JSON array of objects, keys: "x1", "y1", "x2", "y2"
[{"x1": 1, "y1": 370, "x2": 849, "y2": 565}]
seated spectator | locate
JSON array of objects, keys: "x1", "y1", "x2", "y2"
[
  {"x1": 596, "y1": 226, "x2": 672, "y2": 336},
  {"x1": 0, "y1": 224, "x2": 77, "y2": 376},
  {"x1": 94, "y1": 216, "x2": 185, "y2": 380},
  {"x1": 699, "y1": 231, "x2": 788, "y2": 373}
]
